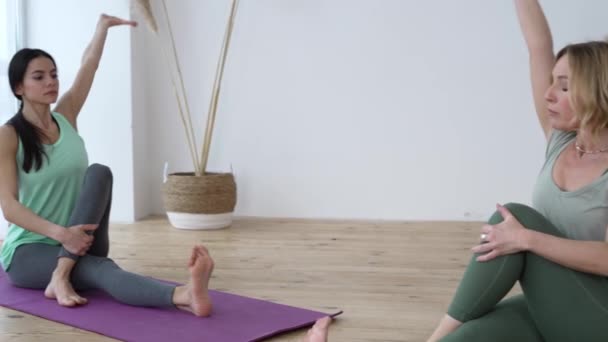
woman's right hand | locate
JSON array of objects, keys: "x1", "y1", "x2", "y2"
[
  {"x1": 60, "y1": 224, "x2": 98, "y2": 256},
  {"x1": 97, "y1": 14, "x2": 137, "y2": 31}
]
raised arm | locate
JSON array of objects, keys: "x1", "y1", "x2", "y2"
[
  {"x1": 0, "y1": 126, "x2": 95, "y2": 255},
  {"x1": 53, "y1": 14, "x2": 136, "y2": 129},
  {"x1": 514, "y1": 0, "x2": 555, "y2": 140}
]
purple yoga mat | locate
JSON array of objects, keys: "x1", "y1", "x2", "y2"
[{"x1": 0, "y1": 270, "x2": 341, "y2": 342}]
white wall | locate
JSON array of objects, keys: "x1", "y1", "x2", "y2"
[
  {"x1": 131, "y1": 11, "x2": 152, "y2": 220},
  {"x1": 25, "y1": 0, "x2": 135, "y2": 222},
  {"x1": 21, "y1": 1, "x2": 608, "y2": 223},
  {"x1": 129, "y1": 0, "x2": 608, "y2": 221}
]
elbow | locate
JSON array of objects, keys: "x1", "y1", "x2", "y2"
[
  {"x1": 1, "y1": 208, "x2": 11, "y2": 224},
  {"x1": 0, "y1": 200, "x2": 15, "y2": 224}
]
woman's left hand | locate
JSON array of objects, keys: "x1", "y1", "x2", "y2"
[
  {"x1": 98, "y1": 14, "x2": 138, "y2": 30},
  {"x1": 472, "y1": 204, "x2": 530, "y2": 262}
]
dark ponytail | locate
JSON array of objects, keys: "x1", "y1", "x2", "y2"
[
  {"x1": 6, "y1": 48, "x2": 56, "y2": 173},
  {"x1": 7, "y1": 104, "x2": 49, "y2": 173}
]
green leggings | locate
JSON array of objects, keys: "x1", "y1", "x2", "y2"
[{"x1": 441, "y1": 203, "x2": 608, "y2": 342}]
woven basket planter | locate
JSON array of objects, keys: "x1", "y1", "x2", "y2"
[{"x1": 162, "y1": 172, "x2": 237, "y2": 230}]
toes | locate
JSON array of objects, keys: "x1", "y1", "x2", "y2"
[
  {"x1": 196, "y1": 245, "x2": 210, "y2": 256},
  {"x1": 197, "y1": 248, "x2": 212, "y2": 261},
  {"x1": 189, "y1": 248, "x2": 197, "y2": 267},
  {"x1": 317, "y1": 316, "x2": 331, "y2": 328},
  {"x1": 60, "y1": 299, "x2": 76, "y2": 307},
  {"x1": 198, "y1": 253, "x2": 214, "y2": 270},
  {"x1": 63, "y1": 294, "x2": 87, "y2": 306}
]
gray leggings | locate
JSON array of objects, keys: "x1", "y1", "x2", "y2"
[{"x1": 6, "y1": 164, "x2": 175, "y2": 308}]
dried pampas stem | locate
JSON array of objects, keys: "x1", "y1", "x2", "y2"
[
  {"x1": 133, "y1": 0, "x2": 200, "y2": 175},
  {"x1": 200, "y1": 0, "x2": 240, "y2": 174},
  {"x1": 161, "y1": 0, "x2": 201, "y2": 175},
  {"x1": 133, "y1": 0, "x2": 158, "y2": 33}
]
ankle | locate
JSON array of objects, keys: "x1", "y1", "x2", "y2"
[
  {"x1": 427, "y1": 314, "x2": 462, "y2": 342},
  {"x1": 52, "y1": 259, "x2": 76, "y2": 279},
  {"x1": 442, "y1": 314, "x2": 462, "y2": 328},
  {"x1": 51, "y1": 266, "x2": 73, "y2": 279},
  {"x1": 51, "y1": 269, "x2": 71, "y2": 280},
  {"x1": 172, "y1": 286, "x2": 188, "y2": 306}
]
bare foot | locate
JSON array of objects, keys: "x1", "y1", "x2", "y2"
[
  {"x1": 303, "y1": 316, "x2": 332, "y2": 342},
  {"x1": 174, "y1": 245, "x2": 215, "y2": 317},
  {"x1": 44, "y1": 275, "x2": 87, "y2": 307}
]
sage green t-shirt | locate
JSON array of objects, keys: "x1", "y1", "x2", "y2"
[
  {"x1": 0, "y1": 112, "x2": 89, "y2": 270},
  {"x1": 532, "y1": 130, "x2": 608, "y2": 241}
]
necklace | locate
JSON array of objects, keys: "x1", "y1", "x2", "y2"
[
  {"x1": 574, "y1": 141, "x2": 608, "y2": 159},
  {"x1": 574, "y1": 141, "x2": 608, "y2": 154}
]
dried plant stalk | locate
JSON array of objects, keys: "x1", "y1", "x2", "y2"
[
  {"x1": 200, "y1": 0, "x2": 240, "y2": 174},
  {"x1": 133, "y1": 0, "x2": 158, "y2": 33},
  {"x1": 161, "y1": 0, "x2": 201, "y2": 175},
  {"x1": 133, "y1": 0, "x2": 201, "y2": 175}
]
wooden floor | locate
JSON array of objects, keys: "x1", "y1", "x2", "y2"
[{"x1": 0, "y1": 217, "x2": 517, "y2": 341}]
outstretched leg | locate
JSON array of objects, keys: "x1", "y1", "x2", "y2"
[{"x1": 8, "y1": 243, "x2": 216, "y2": 317}]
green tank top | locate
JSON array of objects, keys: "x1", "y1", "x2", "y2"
[
  {"x1": 0, "y1": 112, "x2": 89, "y2": 270},
  {"x1": 532, "y1": 129, "x2": 608, "y2": 241}
]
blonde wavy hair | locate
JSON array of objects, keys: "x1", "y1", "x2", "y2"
[{"x1": 557, "y1": 41, "x2": 608, "y2": 140}]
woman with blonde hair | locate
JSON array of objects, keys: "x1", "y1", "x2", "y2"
[{"x1": 428, "y1": 1, "x2": 608, "y2": 341}]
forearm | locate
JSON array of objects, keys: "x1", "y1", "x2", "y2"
[
  {"x1": 524, "y1": 230, "x2": 608, "y2": 276},
  {"x1": 3, "y1": 200, "x2": 66, "y2": 243},
  {"x1": 80, "y1": 24, "x2": 110, "y2": 68},
  {"x1": 514, "y1": 0, "x2": 553, "y2": 51}
]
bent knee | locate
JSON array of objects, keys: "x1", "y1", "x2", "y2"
[
  {"x1": 502, "y1": 202, "x2": 534, "y2": 213},
  {"x1": 496, "y1": 203, "x2": 563, "y2": 236},
  {"x1": 86, "y1": 164, "x2": 113, "y2": 184}
]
